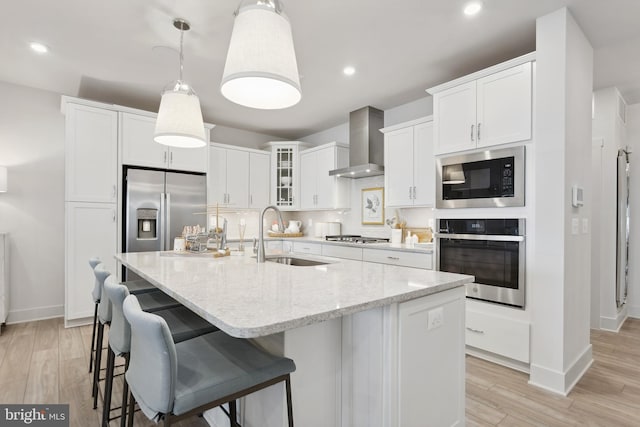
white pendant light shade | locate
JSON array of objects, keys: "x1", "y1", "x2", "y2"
[
  {"x1": 155, "y1": 83, "x2": 206, "y2": 148},
  {"x1": 221, "y1": 2, "x2": 301, "y2": 109},
  {"x1": 154, "y1": 18, "x2": 206, "y2": 148},
  {"x1": 0, "y1": 166, "x2": 7, "y2": 192}
]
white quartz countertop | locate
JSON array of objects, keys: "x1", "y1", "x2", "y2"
[{"x1": 115, "y1": 251, "x2": 471, "y2": 338}]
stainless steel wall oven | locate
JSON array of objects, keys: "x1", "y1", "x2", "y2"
[{"x1": 436, "y1": 219, "x2": 525, "y2": 308}]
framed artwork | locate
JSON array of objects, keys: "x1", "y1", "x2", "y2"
[{"x1": 362, "y1": 187, "x2": 384, "y2": 225}]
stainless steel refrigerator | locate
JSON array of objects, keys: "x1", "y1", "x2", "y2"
[
  {"x1": 616, "y1": 149, "x2": 631, "y2": 308},
  {"x1": 123, "y1": 167, "x2": 206, "y2": 277}
]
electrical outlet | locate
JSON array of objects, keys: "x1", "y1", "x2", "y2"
[
  {"x1": 571, "y1": 218, "x2": 579, "y2": 235},
  {"x1": 427, "y1": 307, "x2": 444, "y2": 330}
]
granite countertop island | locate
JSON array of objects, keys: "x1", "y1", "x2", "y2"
[
  {"x1": 115, "y1": 250, "x2": 472, "y2": 427},
  {"x1": 115, "y1": 250, "x2": 468, "y2": 338}
]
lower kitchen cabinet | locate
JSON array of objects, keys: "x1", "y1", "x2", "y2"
[
  {"x1": 465, "y1": 309, "x2": 530, "y2": 363},
  {"x1": 65, "y1": 202, "x2": 117, "y2": 324},
  {"x1": 322, "y1": 244, "x2": 363, "y2": 261},
  {"x1": 292, "y1": 241, "x2": 322, "y2": 255},
  {"x1": 363, "y1": 248, "x2": 433, "y2": 269}
]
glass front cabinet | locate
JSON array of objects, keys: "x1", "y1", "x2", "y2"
[{"x1": 265, "y1": 141, "x2": 310, "y2": 210}]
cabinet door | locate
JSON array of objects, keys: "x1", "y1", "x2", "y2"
[
  {"x1": 384, "y1": 127, "x2": 414, "y2": 206},
  {"x1": 169, "y1": 145, "x2": 208, "y2": 172},
  {"x1": 65, "y1": 104, "x2": 118, "y2": 202},
  {"x1": 65, "y1": 202, "x2": 117, "y2": 321},
  {"x1": 299, "y1": 151, "x2": 317, "y2": 210},
  {"x1": 412, "y1": 121, "x2": 435, "y2": 206},
  {"x1": 208, "y1": 146, "x2": 227, "y2": 206},
  {"x1": 121, "y1": 113, "x2": 168, "y2": 169},
  {"x1": 315, "y1": 147, "x2": 337, "y2": 209},
  {"x1": 225, "y1": 149, "x2": 250, "y2": 208},
  {"x1": 433, "y1": 81, "x2": 477, "y2": 155},
  {"x1": 249, "y1": 152, "x2": 271, "y2": 209},
  {"x1": 476, "y1": 62, "x2": 532, "y2": 148},
  {"x1": 0, "y1": 234, "x2": 7, "y2": 325}
]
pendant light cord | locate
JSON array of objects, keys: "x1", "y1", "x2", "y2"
[{"x1": 179, "y1": 25, "x2": 184, "y2": 82}]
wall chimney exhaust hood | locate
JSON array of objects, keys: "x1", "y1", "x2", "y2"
[{"x1": 329, "y1": 106, "x2": 384, "y2": 178}]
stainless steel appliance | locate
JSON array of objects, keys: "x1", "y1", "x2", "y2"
[
  {"x1": 616, "y1": 149, "x2": 631, "y2": 308},
  {"x1": 123, "y1": 167, "x2": 206, "y2": 276},
  {"x1": 325, "y1": 235, "x2": 390, "y2": 244},
  {"x1": 436, "y1": 146, "x2": 525, "y2": 208},
  {"x1": 436, "y1": 218, "x2": 525, "y2": 308}
]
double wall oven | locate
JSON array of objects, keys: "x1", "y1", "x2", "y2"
[{"x1": 436, "y1": 218, "x2": 526, "y2": 308}]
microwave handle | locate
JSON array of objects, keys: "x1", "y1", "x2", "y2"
[{"x1": 435, "y1": 232, "x2": 524, "y2": 242}]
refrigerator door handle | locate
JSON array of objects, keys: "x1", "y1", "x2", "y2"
[
  {"x1": 166, "y1": 192, "x2": 172, "y2": 250},
  {"x1": 160, "y1": 193, "x2": 166, "y2": 251}
]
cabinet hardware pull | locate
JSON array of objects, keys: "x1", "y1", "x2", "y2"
[
  {"x1": 413, "y1": 186, "x2": 416, "y2": 200},
  {"x1": 470, "y1": 124, "x2": 475, "y2": 142},
  {"x1": 164, "y1": 152, "x2": 167, "y2": 163},
  {"x1": 409, "y1": 186, "x2": 412, "y2": 200},
  {"x1": 170, "y1": 152, "x2": 173, "y2": 164},
  {"x1": 112, "y1": 185, "x2": 116, "y2": 199},
  {"x1": 250, "y1": 194, "x2": 253, "y2": 205},
  {"x1": 466, "y1": 327, "x2": 485, "y2": 334},
  {"x1": 477, "y1": 123, "x2": 481, "y2": 140},
  {"x1": 387, "y1": 256, "x2": 400, "y2": 260},
  {"x1": 112, "y1": 210, "x2": 116, "y2": 222}
]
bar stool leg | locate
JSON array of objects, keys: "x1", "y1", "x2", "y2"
[
  {"x1": 285, "y1": 375, "x2": 294, "y2": 427},
  {"x1": 120, "y1": 354, "x2": 130, "y2": 427},
  {"x1": 92, "y1": 322, "x2": 105, "y2": 407},
  {"x1": 89, "y1": 302, "x2": 98, "y2": 373},
  {"x1": 229, "y1": 401, "x2": 237, "y2": 427},
  {"x1": 102, "y1": 348, "x2": 116, "y2": 427},
  {"x1": 126, "y1": 391, "x2": 135, "y2": 427}
]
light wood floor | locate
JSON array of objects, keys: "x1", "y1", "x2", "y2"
[{"x1": 0, "y1": 318, "x2": 639, "y2": 426}]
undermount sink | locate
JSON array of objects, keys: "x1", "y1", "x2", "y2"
[{"x1": 265, "y1": 256, "x2": 330, "y2": 267}]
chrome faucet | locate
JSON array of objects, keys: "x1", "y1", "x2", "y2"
[{"x1": 257, "y1": 205, "x2": 284, "y2": 263}]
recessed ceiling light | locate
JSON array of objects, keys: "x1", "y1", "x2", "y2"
[
  {"x1": 463, "y1": 1, "x2": 482, "y2": 16},
  {"x1": 343, "y1": 66, "x2": 356, "y2": 76},
  {"x1": 29, "y1": 42, "x2": 49, "y2": 54}
]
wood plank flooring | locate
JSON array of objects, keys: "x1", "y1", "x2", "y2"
[{"x1": 0, "y1": 317, "x2": 639, "y2": 426}]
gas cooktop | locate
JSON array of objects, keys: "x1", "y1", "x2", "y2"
[{"x1": 325, "y1": 235, "x2": 390, "y2": 244}]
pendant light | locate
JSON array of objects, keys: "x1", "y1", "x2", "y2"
[
  {"x1": 221, "y1": 0, "x2": 301, "y2": 110},
  {"x1": 154, "y1": 19, "x2": 206, "y2": 148}
]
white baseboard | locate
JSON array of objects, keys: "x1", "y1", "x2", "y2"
[
  {"x1": 600, "y1": 306, "x2": 628, "y2": 332},
  {"x1": 628, "y1": 304, "x2": 640, "y2": 319},
  {"x1": 529, "y1": 344, "x2": 593, "y2": 396},
  {"x1": 6, "y1": 304, "x2": 64, "y2": 324}
]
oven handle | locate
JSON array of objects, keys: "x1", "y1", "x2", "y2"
[{"x1": 435, "y1": 233, "x2": 524, "y2": 242}]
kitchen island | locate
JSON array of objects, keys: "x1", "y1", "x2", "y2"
[{"x1": 116, "y1": 251, "x2": 473, "y2": 427}]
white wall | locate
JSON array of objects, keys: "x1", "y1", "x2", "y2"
[
  {"x1": 211, "y1": 125, "x2": 284, "y2": 150},
  {"x1": 0, "y1": 81, "x2": 66, "y2": 323},
  {"x1": 530, "y1": 7, "x2": 593, "y2": 395},
  {"x1": 626, "y1": 103, "x2": 640, "y2": 318}
]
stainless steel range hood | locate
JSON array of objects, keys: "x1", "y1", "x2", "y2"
[{"x1": 329, "y1": 106, "x2": 384, "y2": 178}]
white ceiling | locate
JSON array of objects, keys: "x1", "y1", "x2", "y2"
[{"x1": 2, "y1": 0, "x2": 640, "y2": 139}]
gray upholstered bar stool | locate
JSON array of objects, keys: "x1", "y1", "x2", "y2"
[
  {"x1": 88, "y1": 258, "x2": 156, "y2": 374},
  {"x1": 123, "y1": 294, "x2": 297, "y2": 427},
  {"x1": 102, "y1": 276, "x2": 219, "y2": 427},
  {"x1": 91, "y1": 263, "x2": 181, "y2": 410}
]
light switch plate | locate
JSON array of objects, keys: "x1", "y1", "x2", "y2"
[
  {"x1": 582, "y1": 218, "x2": 589, "y2": 234},
  {"x1": 571, "y1": 218, "x2": 579, "y2": 235}
]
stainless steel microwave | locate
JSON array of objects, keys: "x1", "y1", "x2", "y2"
[{"x1": 436, "y1": 146, "x2": 525, "y2": 208}]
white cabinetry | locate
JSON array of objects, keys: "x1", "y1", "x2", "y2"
[
  {"x1": 429, "y1": 58, "x2": 533, "y2": 155},
  {"x1": 321, "y1": 244, "x2": 363, "y2": 261},
  {"x1": 121, "y1": 112, "x2": 208, "y2": 172},
  {"x1": 65, "y1": 103, "x2": 118, "y2": 203},
  {"x1": 292, "y1": 242, "x2": 322, "y2": 255},
  {"x1": 299, "y1": 142, "x2": 349, "y2": 210},
  {"x1": 0, "y1": 234, "x2": 8, "y2": 333},
  {"x1": 465, "y1": 309, "x2": 530, "y2": 363},
  {"x1": 208, "y1": 144, "x2": 270, "y2": 209},
  {"x1": 382, "y1": 118, "x2": 434, "y2": 207},
  {"x1": 363, "y1": 248, "x2": 433, "y2": 270},
  {"x1": 65, "y1": 202, "x2": 117, "y2": 322},
  {"x1": 265, "y1": 141, "x2": 310, "y2": 210}
]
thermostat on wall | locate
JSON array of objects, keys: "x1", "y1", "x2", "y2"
[{"x1": 572, "y1": 185, "x2": 584, "y2": 208}]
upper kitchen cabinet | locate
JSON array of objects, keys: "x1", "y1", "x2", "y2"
[
  {"x1": 382, "y1": 117, "x2": 435, "y2": 207},
  {"x1": 64, "y1": 103, "x2": 118, "y2": 203},
  {"x1": 299, "y1": 142, "x2": 349, "y2": 210},
  {"x1": 208, "y1": 143, "x2": 271, "y2": 209},
  {"x1": 265, "y1": 141, "x2": 310, "y2": 210},
  {"x1": 121, "y1": 112, "x2": 209, "y2": 173},
  {"x1": 428, "y1": 54, "x2": 534, "y2": 155}
]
